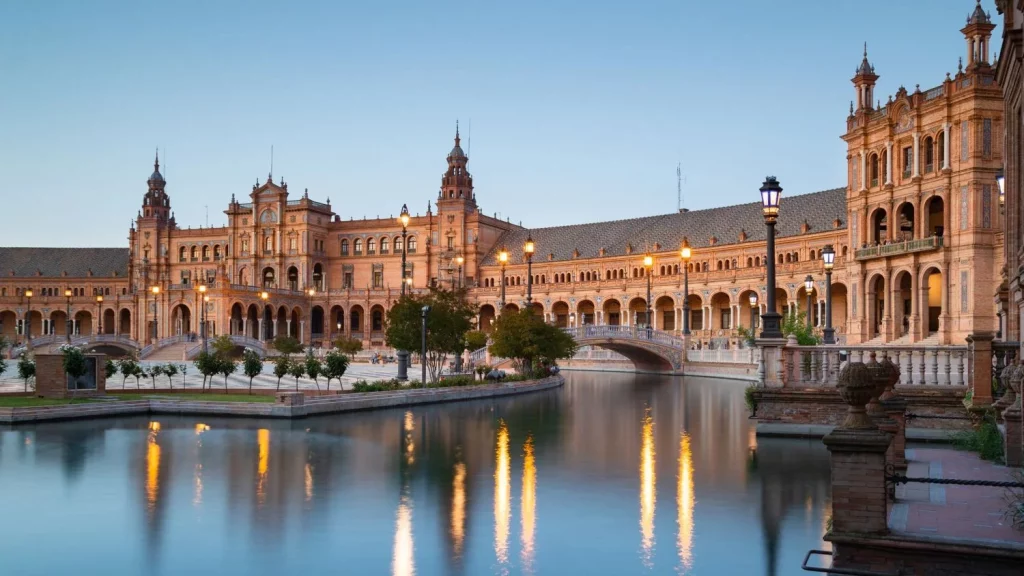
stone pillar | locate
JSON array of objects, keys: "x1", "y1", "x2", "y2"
[
  {"x1": 824, "y1": 362, "x2": 891, "y2": 538},
  {"x1": 756, "y1": 338, "x2": 787, "y2": 388},
  {"x1": 1004, "y1": 364, "x2": 1023, "y2": 467},
  {"x1": 885, "y1": 141, "x2": 893, "y2": 185},
  {"x1": 942, "y1": 123, "x2": 951, "y2": 170},
  {"x1": 994, "y1": 360, "x2": 1018, "y2": 423},
  {"x1": 966, "y1": 332, "x2": 995, "y2": 407},
  {"x1": 299, "y1": 320, "x2": 305, "y2": 344},
  {"x1": 912, "y1": 132, "x2": 920, "y2": 178}
]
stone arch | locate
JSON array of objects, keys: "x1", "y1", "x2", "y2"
[
  {"x1": 528, "y1": 301, "x2": 544, "y2": 318},
  {"x1": 119, "y1": 308, "x2": 132, "y2": 337},
  {"x1": 576, "y1": 299, "x2": 596, "y2": 325},
  {"x1": 602, "y1": 298, "x2": 622, "y2": 326},
  {"x1": 262, "y1": 266, "x2": 276, "y2": 289},
  {"x1": 709, "y1": 292, "x2": 731, "y2": 331},
  {"x1": 262, "y1": 305, "x2": 274, "y2": 341},
  {"x1": 892, "y1": 269, "x2": 913, "y2": 338},
  {"x1": 686, "y1": 294, "x2": 703, "y2": 331},
  {"x1": 479, "y1": 304, "x2": 496, "y2": 332},
  {"x1": 924, "y1": 195, "x2": 945, "y2": 238},
  {"x1": 921, "y1": 265, "x2": 944, "y2": 336},
  {"x1": 102, "y1": 307, "x2": 116, "y2": 335},
  {"x1": 895, "y1": 201, "x2": 915, "y2": 241},
  {"x1": 290, "y1": 306, "x2": 302, "y2": 339},
  {"x1": 230, "y1": 302, "x2": 244, "y2": 335},
  {"x1": 503, "y1": 303, "x2": 520, "y2": 313},
  {"x1": 246, "y1": 304, "x2": 260, "y2": 340},
  {"x1": 870, "y1": 207, "x2": 888, "y2": 244},
  {"x1": 170, "y1": 303, "x2": 191, "y2": 336},
  {"x1": 552, "y1": 301, "x2": 570, "y2": 327},
  {"x1": 867, "y1": 273, "x2": 887, "y2": 339},
  {"x1": 737, "y1": 289, "x2": 759, "y2": 330},
  {"x1": 312, "y1": 263, "x2": 324, "y2": 290},
  {"x1": 655, "y1": 295, "x2": 675, "y2": 331},
  {"x1": 349, "y1": 305, "x2": 364, "y2": 335},
  {"x1": 311, "y1": 305, "x2": 324, "y2": 337},
  {"x1": 276, "y1": 305, "x2": 288, "y2": 339},
  {"x1": 628, "y1": 297, "x2": 648, "y2": 327},
  {"x1": 370, "y1": 304, "x2": 386, "y2": 332},
  {"x1": 829, "y1": 282, "x2": 849, "y2": 336},
  {"x1": 73, "y1": 310, "x2": 93, "y2": 336},
  {"x1": 287, "y1": 266, "x2": 299, "y2": 291},
  {"x1": 238, "y1": 266, "x2": 249, "y2": 286}
]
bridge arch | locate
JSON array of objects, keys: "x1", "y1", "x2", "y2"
[{"x1": 566, "y1": 326, "x2": 682, "y2": 372}]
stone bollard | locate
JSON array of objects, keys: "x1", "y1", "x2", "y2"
[
  {"x1": 823, "y1": 362, "x2": 891, "y2": 537},
  {"x1": 1004, "y1": 366, "x2": 1022, "y2": 467},
  {"x1": 276, "y1": 391, "x2": 305, "y2": 407},
  {"x1": 994, "y1": 359, "x2": 1019, "y2": 424},
  {"x1": 878, "y1": 354, "x2": 907, "y2": 470}
]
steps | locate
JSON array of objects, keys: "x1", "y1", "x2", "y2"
[{"x1": 144, "y1": 342, "x2": 192, "y2": 361}]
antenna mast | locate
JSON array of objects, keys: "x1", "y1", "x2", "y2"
[
  {"x1": 676, "y1": 163, "x2": 682, "y2": 212},
  {"x1": 468, "y1": 119, "x2": 472, "y2": 157}
]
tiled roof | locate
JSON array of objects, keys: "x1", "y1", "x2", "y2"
[
  {"x1": 0, "y1": 248, "x2": 130, "y2": 278},
  {"x1": 483, "y1": 187, "x2": 846, "y2": 264}
]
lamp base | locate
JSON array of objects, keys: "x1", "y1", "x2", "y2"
[
  {"x1": 396, "y1": 349, "x2": 409, "y2": 381},
  {"x1": 760, "y1": 312, "x2": 783, "y2": 340},
  {"x1": 822, "y1": 328, "x2": 836, "y2": 345}
]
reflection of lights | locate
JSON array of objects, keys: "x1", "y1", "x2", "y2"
[
  {"x1": 451, "y1": 462, "x2": 466, "y2": 559},
  {"x1": 392, "y1": 493, "x2": 415, "y2": 576},
  {"x1": 404, "y1": 411, "x2": 415, "y2": 466},
  {"x1": 404, "y1": 411, "x2": 414, "y2": 432},
  {"x1": 521, "y1": 435, "x2": 536, "y2": 573},
  {"x1": 257, "y1": 429, "x2": 270, "y2": 507},
  {"x1": 146, "y1": 427, "x2": 161, "y2": 514},
  {"x1": 194, "y1": 423, "x2": 210, "y2": 435},
  {"x1": 494, "y1": 420, "x2": 510, "y2": 566},
  {"x1": 640, "y1": 409, "x2": 656, "y2": 566},
  {"x1": 305, "y1": 463, "x2": 314, "y2": 503},
  {"x1": 677, "y1": 433, "x2": 694, "y2": 570}
]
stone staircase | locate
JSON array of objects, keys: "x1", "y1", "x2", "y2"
[{"x1": 144, "y1": 342, "x2": 191, "y2": 361}]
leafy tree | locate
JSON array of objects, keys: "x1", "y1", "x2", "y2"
[
  {"x1": 211, "y1": 335, "x2": 236, "y2": 359},
  {"x1": 323, "y1": 350, "x2": 350, "y2": 391},
  {"x1": 782, "y1": 312, "x2": 820, "y2": 345},
  {"x1": 58, "y1": 344, "x2": 89, "y2": 389},
  {"x1": 271, "y1": 335, "x2": 304, "y2": 357},
  {"x1": 163, "y1": 363, "x2": 179, "y2": 389},
  {"x1": 305, "y1": 355, "x2": 323, "y2": 391},
  {"x1": 118, "y1": 357, "x2": 138, "y2": 388},
  {"x1": 242, "y1": 349, "x2": 263, "y2": 394},
  {"x1": 385, "y1": 288, "x2": 475, "y2": 383},
  {"x1": 104, "y1": 359, "x2": 118, "y2": 381},
  {"x1": 288, "y1": 360, "x2": 306, "y2": 390},
  {"x1": 17, "y1": 354, "x2": 35, "y2": 392},
  {"x1": 194, "y1": 351, "x2": 218, "y2": 390},
  {"x1": 464, "y1": 330, "x2": 488, "y2": 352},
  {"x1": 149, "y1": 364, "x2": 164, "y2": 388},
  {"x1": 489, "y1": 309, "x2": 578, "y2": 376},
  {"x1": 217, "y1": 356, "x2": 237, "y2": 390},
  {"x1": 332, "y1": 336, "x2": 363, "y2": 355},
  {"x1": 272, "y1": 355, "x2": 291, "y2": 391},
  {"x1": 178, "y1": 364, "x2": 188, "y2": 387}
]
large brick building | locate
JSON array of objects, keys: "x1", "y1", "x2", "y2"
[{"x1": 0, "y1": 10, "x2": 1008, "y2": 354}]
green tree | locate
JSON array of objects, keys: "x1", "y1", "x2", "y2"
[
  {"x1": 149, "y1": 364, "x2": 164, "y2": 388},
  {"x1": 211, "y1": 335, "x2": 236, "y2": 359},
  {"x1": 288, "y1": 360, "x2": 306, "y2": 390},
  {"x1": 272, "y1": 335, "x2": 304, "y2": 357},
  {"x1": 465, "y1": 330, "x2": 488, "y2": 352},
  {"x1": 194, "y1": 351, "x2": 218, "y2": 390},
  {"x1": 17, "y1": 354, "x2": 35, "y2": 392},
  {"x1": 385, "y1": 288, "x2": 475, "y2": 382},
  {"x1": 217, "y1": 356, "x2": 237, "y2": 390},
  {"x1": 178, "y1": 364, "x2": 188, "y2": 387},
  {"x1": 58, "y1": 344, "x2": 89, "y2": 389},
  {"x1": 323, "y1": 350, "x2": 350, "y2": 391},
  {"x1": 305, "y1": 355, "x2": 323, "y2": 391},
  {"x1": 272, "y1": 355, "x2": 291, "y2": 391},
  {"x1": 488, "y1": 309, "x2": 578, "y2": 376},
  {"x1": 118, "y1": 357, "x2": 141, "y2": 388},
  {"x1": 104, "y1": 358, "x2": 118, "y2": 381},
  {"x1": 782, "y1": 312, "x2": 820, "y2": 345},
  {"x1": 163, "y1": 363, "x2": 179, "y2": 389},
  {"x1": 242, "y1": 349, "x2": 263, "y2": 394},
  {"x1": 332, "y1": 335, "x2": 363, "y2": 355}
]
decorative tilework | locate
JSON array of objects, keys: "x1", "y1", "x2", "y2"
[
  {"x1": 852, "y1": 212, "x2": 859, "y2": 245},
  {"x1": 852, "y1": 284, "x2": 857, "y2": 315},
  {"x1": 961, "y1": 271, "x2": 968, "y2": 313},
  {"x1": 983, "y1": 118, "x2": 992, "y2": 158},
  {"x1": 960, "y1": 186, "x2": 969, "y2": 230},
  {"x1": 852, "y1": 159, "x2": 859, "y2": 191},
  {"x1": 983, "y1": 184, "x2": 992, "y2": 228},
  {"x1": 961, "y1": 121, "x2": 969, "y2": 161}
]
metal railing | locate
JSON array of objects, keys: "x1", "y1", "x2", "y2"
[
  {"x1": 854, "y1": 235, "x2": 943, "y2": 260},
  {"x1": 783, "y1": 344, "x2": 970, "y2": 387},
  {"x1": 563, "y1": 325, "x2": 684, "y2": 349}
]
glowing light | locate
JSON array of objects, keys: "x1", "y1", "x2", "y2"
[
  {"x1": 305, "y1": 463, "x2": 314, "y2": 503},
  {"x1": 149, "y1": 421, "x2": 161, "y2": 432},
  {"x1": 257, "y1": 428, "x2": 270, "y2": 507},
  {"x1": 521, "y1": 435, "x2": 536, "y2": 574},
  {"x1": 194, "y1": 423, "x2": 210, "y2": 435},
  {"x1": 451, "y1": 462, "x2": 466, "y2": 559},
  {"x1": 392, "y1": 493, "x2": 415, "y2": 576},
  {"x1": 145, "y1": 427, "x2": 161, "y2": 515},
  {"x1": 404, "y1": 411, "x2": 415, "y2": 465},
  {"x1": 494, "y1": 420, "x2": 511, "y2": 566},
  {"x1": 677, "y1": 433, "x2": 694, "y2": 570},
  {"x1": 640, "y1": 409, "x2": 656, "y2": 566}
]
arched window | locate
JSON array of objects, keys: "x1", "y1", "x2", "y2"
[
  {"x1": 202, "y1": 245, "x2": 210, "y2": 260},
  {"x1": 674, "y1": 264, "x2": 679, "y2": 274},
  {"x1": 190, "y1": 246, "x2": 198, "y2": 261},
  {"x1": 353, "y1": 239, "x2": 363, "y2": 255},
  {"x1": 380, "y1": 237, "x2": 389, "y2": 254},
  {"x1": 214, "y1": 245, "x2": 222, "y2": 260},
  {"x1": 937, "y1": 131, "x2": 946, "y2": 168},
  {"x1": 792, "y1": 252, "x2": 799, "y2": 262},
  {"x1": 259, "y1": 209, "x2": 277, "y2": 224},
  {"x1": 394, "y1": 236, "x2": 403, "y2": 252},
  {"x1": 265, "y1": 236, "x2": 273, "y2": 252},
  {"x1": 746, "y1": 257, "x2": 753, "y2": 267},
  {"x1": 870, "y1": 153, "x2": 879, "y2": 187},
  {"x1": 179, "y1": 246, "x2": 187, "y2": 262},
  {"x1": 340, "y1": 239, "x2": 349, "y2": 255},
  {"x1": 924, "y1": 136, "x2": 934, "y2": 173},
  {"x1": 716, "y1": 261, "x2": 723, "y2": 271},
  {"x1": 367, "y1": 238, "x2": 376, "y2": 254},
  {"x1": 408, "y1": 237, "x2": 418, "y2": 253},
  {"x1": 755, "y1": 256, "x2": 761, "y2": 267}
]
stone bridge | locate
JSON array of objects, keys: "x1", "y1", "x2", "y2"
[
  {"x1": 563, "y1": 326, "x2": 684, "y2": 372},
  {"x1": 11, "y1": 334, "x2": 141, "y2": 358}
]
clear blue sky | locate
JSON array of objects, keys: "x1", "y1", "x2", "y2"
[{"x1": 0, "y1": 0, "x2": 1000, "y2": 247}]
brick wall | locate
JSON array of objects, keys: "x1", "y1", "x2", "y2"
[
  {"x1": 34, "y1": 353, "x2": 106, "y2": 399},
  {"x1": 754, "y1": 387, "x2": 970, "y2": 430}
]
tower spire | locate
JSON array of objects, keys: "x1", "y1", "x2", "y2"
[
  {"x1": 852, "y1": 42, "x2": 878, "y2": 112},
  {"x1": 455, "y1": 120, "x2": 461, "y2": 147}
]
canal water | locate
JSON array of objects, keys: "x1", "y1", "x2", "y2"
[{"x1": 0, "y1": 372, "x2": 830, "y2": 575}]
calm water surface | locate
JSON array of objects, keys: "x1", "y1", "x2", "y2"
[{"x1": 0, "y1": 373, "x2": 830, "y2": 575}]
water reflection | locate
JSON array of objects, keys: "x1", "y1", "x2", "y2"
[
  {"x1": 0, "y1": 373, "x2": 833, "y2": 576},
  {"x1": 639, "y1": 407, "x2": 656, "y2": 567}
]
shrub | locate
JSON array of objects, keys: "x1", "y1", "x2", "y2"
[
  {"x1": 272, "y1": 355, "x2": 291, "y2": 391},
  {"x1": 242, "y1": 349, "x2": 263, "y2": 393},
  {"x1": 951, "y1": 411, "x2": 1004, "y2": 463},
  {"x1": 333, "y1": 336, "x2": 363, "y2": 355},
  {"x1": 288, "y1": 361, "x2": 306, "y2": 390},
  {"x1": 744, "y1": 384, "x2": 758, "y2": 416},
  {"x1": 352, "y1": 379, "x2": 404, "y2": 393},
  {"x1": 118, "y1": 357, "x2": 142, "y2": 388},
  {"x1": 323, "y1": 350, "x2": 350, "y2": 391},
  {"x1": 17, "y1": 355, "x2": 35, "y2": 392},
  {"x1": 305, "y1": 355, "x2": 323, "y2": 391},
  {"x1": 104, "y1": 359, "x2": 118, "y2": 381},
  {"x1": 271, "y1": 335, "x2": 304, "y2": 356},
  {"x1": 163, "y1": 363, "x2": 179, "y2": 389}
]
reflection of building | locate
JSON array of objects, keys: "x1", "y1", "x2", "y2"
[
  {"x1": 0, "y1": 13, "x2": 1005, "y2": 349},
  {"x1": 995, "y1": 1, "x2": 1023, "y2": 341}
]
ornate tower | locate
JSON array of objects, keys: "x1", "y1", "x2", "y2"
[
  {"x1": 852, "y1": 43, "x2": 878, "y2": 112},
  {"x1": 962, "y1": 0, "x2": 996, "y2": 70},
  {"x1": 141, "y1": 151, "x2": 172, "y2": 222},
  {"x1": 435, "y1": 124, "x2": 480, "y2": 287},
  {"x1": 437, "y1": 123, "x2": 476, "y2": 211}
]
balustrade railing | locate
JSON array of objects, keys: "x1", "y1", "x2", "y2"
[
  {"x1": 854, "y1": 235, "x2": 943, "y2": 260},
  {"x1": 783, "y1": 345, "x2": 970, "y2": 387},
  {"x1": 229, "y1": 334, "x2": 265, "y2": 350},
  {"x1": 687, "y1": 347, "x2": 760, "y2": 365},
  {"x1": 563, "y1": 325, "x2": 684, "y2": 348},
  {"x1": 469, "y1": 347, "x2": 488, "y2": 364}
]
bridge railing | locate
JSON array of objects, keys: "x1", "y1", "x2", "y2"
[
  {"x1": 687, "y1": 347, "x2": 760, "y2": 365},
  {"x1": 70, "y1": 334, "x2": 139, "y2": 349},
  {"x1": 563, "y1": 325, "x2": 684, "y2": 349},
  {"x1": 783, "y1": 344, "x2": 970, "y2": 387},
  {"x1": 230, "y1": 334, "x2": 266, "y2": 353}
]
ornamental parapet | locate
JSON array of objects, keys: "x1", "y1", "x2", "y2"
[{"x1": 854, "y1": 235, "x2": 943, "y2": 261}]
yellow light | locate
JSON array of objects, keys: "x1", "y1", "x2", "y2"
[
  {"x1": 64, "y1": 288, "x2": 72, "y2": 297},
  {"x1": 149, "y1": 421, "x2": 161, "y2": 431},
  {"x1": 451, "y1": 461, "x2": 466, "y2": 559},
  {"x1": 521, "y1": 435, "x2": 536, "y2": 572},
  {"x1": 146, "y1": 424, "x2": 161, "y2": 516},
  {"x1": 680, "y1": 237, "x2": 691, "y2": 261},
  {"x1": 96, "y1": 295, "x2": 103, "y2": 303},
  {"x1": 151, "y1": 286, "x2": 160, "y2": 295},
  {"x1": 498, "y1": 249, "x2": 508, "y2": 264},
  {"x1": 198, "y1": 284, "x2": 207, "y2": 294},
  {"x1": 194, "y1": 423, "x2": 210, "y2": 434},
  {"x1": 24, "y1": 289, "x2": 32, "y2": 298},
  {"x1": 260, "y1": 291, "x2": 269, "y2": 300},
  {"x1": 308, "y1": 288, "x2": 315, "y2": 296},
  {"x1": 494, "y1": 420, "x2": 510, "y2": 566},
  {"x1": 304, "y1": 462, "x2": 314, "y2": 503},
  {"x1": 456, "y1": 255, "x2": 464, "y2": 265},
  {"x1": 524, "y1": 237, "x2": 535, "y2": 255},
  {"x1": 203, "y1": 296, "x2": 209, "y2": 303},
  {"x1": 643, "y1": 254, "x2": 654, "y2": 268},
  {"x1": 392, "y1": 492, "x2": 415, "y2": 576},
  {"x1": 640, "y1": 408, "x2": 656, "y2": 567},
  {"x1": 677, "y1": 433, "x2": 694, "y2": 570},
  {"x1": 257, "y1": 428, "x2": 269, "y2": 507}
]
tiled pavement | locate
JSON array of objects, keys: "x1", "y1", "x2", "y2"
[{"x1": 889, "y1": 447, "x2": 1024, "y2": 545}]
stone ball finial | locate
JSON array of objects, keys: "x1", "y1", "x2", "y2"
[
  {"x1": 878, "y1": 353, "x2": 901, "y2": 400},
  {"x1": 864, "y1": 352, "x2": 887, "y2": 417},
  {"x1": 837, "y1": 362, "x2": 878, "y2": 430}
]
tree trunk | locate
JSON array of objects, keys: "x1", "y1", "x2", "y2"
[{"x1": 249, "y1": 377, "x2": 253, "y2": 394}]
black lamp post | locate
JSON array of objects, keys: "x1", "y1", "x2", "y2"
[
  {"x1": 804, "y1": 275, "x2": 814, "y2": 331},
  {"x1": 421, "y1": 305, "x2": 431, "y2": 384},
  {"x1": 759, "y1": 176, "x2": 784, "y2": 339},
  {"x1": 95, "y1": 295, "x2": 103, "y2": 336},
  {"x1": 680, "y1": 238, "x2": 691, "y2": 335},
  {"x1": 643, "y1": 253, "x2": 653, "y2": 333},
  {"x1": 455, "y1": 255, "x2": 464, "y2": 289},
  {"x1": 198, "y1": 284, "x2": 208, "y2": 352},
  {"x1": 397, "y1": 204, "x2": 411, "y2": 381},
  {"x1": 151, "y1": 285, "x2": 161, "y2": 344},
  {"x1": 498, "y1": 247, "x2": 508, "y2": 309},
  {"x1": 24, "y1": 289, "x2": 33, "y2": 347},
  {"x1": 64, "y1": 288, "x2": 72, "y2": 341},
  {"x1": 822, "y1": 244, "x2": 836, "y2": 344},
  {"x1": 524, "y1": 234, "x2": 535, "y2": 305},
  {"x1": 749, "y1": 293, "x2": 758, "y2": 332}
]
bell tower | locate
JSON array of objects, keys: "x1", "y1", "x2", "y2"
[
  {"x1": 961, "y1": 0, "x2": 996, "y2": 70},
  {"x1": 437, "y1": 123, "x2": 476, "y2": 212},
  {"x1": 852, "y1": 43, "x2": 878, "y2": 112},
  {"x1": 141, "y1": 150, "x2": 172, "y2": 223}
]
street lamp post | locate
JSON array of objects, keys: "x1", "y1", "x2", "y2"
[
  {"x1": 822, "y1": 245, "x2": 836, "y2": 344},
  {"x1": 758, "y1": 176, "x2": 784, "y2": 339},
  {"x1": 997, "y1": 170, "x2": 1006, "y2": 215},
  {"x1": 524, "y1": 234, "x2": 535, "y2": 305},
  {"x1": 498, "y1": 247, "x2": 509, "y2": 309},
  {"x1": 749, "y1": 293, "x2": 758, "y2": 332},
  {"x1": 306, "y1": 287, "x2": 315, "y2": 346},
  {"x1": 198, "y1": 284, "x2": 208, "y2": 353},
  {"x1": 643, "y1": 253, "x2": 653, "y2": 333},
  {"x1": 397, "y1": 204, "x2": 411, "y2": 381},
  {"x1": 421, "y1": 305, "x2": 431, "y2": 384},
  {"x1": 455, "y1": 255, "x2": 464, "y2": 289},
  {"x1": 150, "y1": 286, "x2": 161, "y2": 345},
  {"x1": 96, "y1": 295, "x2": 103, "y2": 336},
  {"x1": 804, "y1": 275, "x2": 814, "y2": 332},
  {"x1": 64, "y1": 288, "x2": 72, "y2": 341},
  {"x1": 24, "y1": 289, "x2": 33, "y2": 347},
  {"x1": 260, "y1": 291, "x2": 269, "y2": 341},
  {"x1": 680, "y1": 238, "x2": 691, "y2": 335}
]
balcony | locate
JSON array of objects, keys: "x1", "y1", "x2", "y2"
[{"x1": 854, "y1": 235, "x2": 943, "y2": 261}]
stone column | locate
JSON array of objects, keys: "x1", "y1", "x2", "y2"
[
  {"x1": 942, "y1": 123, "x2": 951, "y2": 170},
  {"x1": 967, "y1": 332, "x2": 995, "y2": 407},
  {"x1": 993, "y1": 360, "x2": 1018, "y2": 423},
  {"x1": 299, "y1": 320, "x2": 305, "y2": 344},
  {"x1": 885, "y1": 141, "x2": 893, "y2": 185},
  {"x1": 859, "y1": 151, "x2": 867, "y2": 191},
  {"x1": 912, "y1": 132, "x2": 920, "y2": 178}
]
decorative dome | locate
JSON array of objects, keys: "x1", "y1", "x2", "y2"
[
  {"x1": 856, "y1": 42, "x2": 874, "y2": 75},
  {"x1": 968, "y1": 0, "x2": 990, "y2": 25},
  {"x1": 148, "y1": 151, "x2": 165, "y2": 185},
  {"x1": 449, "y1": 123, "x2": 467, "y2": 161}
]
